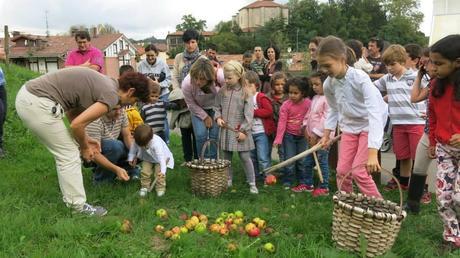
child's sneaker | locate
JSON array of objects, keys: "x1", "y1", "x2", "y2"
[
  {"x1": 384, "y1": 179, "x2": 408, "y2": 191},
  {"x1": 421, "y1": 191, "x2": 432, "y2": 204},
  {"x1": 249, "y1": 185, "x2": 259, "y2": 194},
  {"x1": 156, "y1": 190, "x2": 165, "y2": 197},
  {"x1": 139, "y1": 187, "x2": 148, "y2": 197},
  {"x1": 312, "y1": 188, "x2": 329, "y2": 197},
  {"x1": 291, "y1": 184, "x2": 314, "y2": 193}
]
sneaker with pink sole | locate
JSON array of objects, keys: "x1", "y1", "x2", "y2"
[
  {"x1": 312, "y1": 188, "x2": 329, "y2": 197},
  {"x1": 291, "y1": 184, "x2": 314, "y2": 193}
]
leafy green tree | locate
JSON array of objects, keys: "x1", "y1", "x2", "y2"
[
  {"x1": 379, "y1": 0, "x2": 428, "y2": 45},
  {"x1": 286, "y1": 0, "x2": 322, "y2": 51},
  {"x1": 208, "y1": 32, "x2": 244, "y2": 54},
  {"x1": 176, "y1": 14, "x2": 207, "y2": 32},
  {"x1": 337, "y1": 0, "x2": 387, "y2": 42},
  {"x1": 213, "y1": 21, "x2": 233, "y2": 33}
]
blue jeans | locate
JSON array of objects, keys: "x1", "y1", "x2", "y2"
[
  {"x1": 160, "y1": 93, "x2": 170, "y2": 144},
  {"x1": 191, "y1": 109, "x2": 219, "y2": 159},
  {"x1": 305, "y1": 149, "x2": 330, "y2": 189},
  {"x1": 250, "y1": 132, "x2": 271, "y2": 179},
  {"x1": 93, "y1": 139, "x2": 139, "y2": 183},
  {"x1": 282, "y1": 133, "x2": 308, "y2": 186}
]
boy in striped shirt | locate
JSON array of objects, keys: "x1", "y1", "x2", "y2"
[
  {"x1": 374, "y1": 45, "x2": 427, "y2": 190},
  {"x1": 141, "y1": 81, "x2": 168, "y2": 141}
]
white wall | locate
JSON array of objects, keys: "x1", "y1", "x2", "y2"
[{"x1": 430, "y1": 0, "x2": 460, "y2": 45}]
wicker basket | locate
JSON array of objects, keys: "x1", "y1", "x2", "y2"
[
  {"x1": 185, "y1": 139, "x2": 230, "y2": 197},
  {"x1": 332, "y1": 169, "x2": 407, "y2": 257}
]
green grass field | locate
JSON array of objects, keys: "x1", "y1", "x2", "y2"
[{"x1": 0, "y1": 64, "x2": 458, "y2": 257}]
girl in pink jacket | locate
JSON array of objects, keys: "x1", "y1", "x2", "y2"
[{"x1": 302, "y1": 72, "x2": 332, "y2": 197}]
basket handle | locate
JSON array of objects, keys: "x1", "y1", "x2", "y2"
[
  {"x1": 337, "y1": 165, "x2": 404, "y2": 216},
  {"x1": 200, "y1": 139, "x2": 220, "y2": 161}
]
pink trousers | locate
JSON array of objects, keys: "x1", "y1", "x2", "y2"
[{"x1": 336, "y1": 132, "x2": 382, "y2": 198}]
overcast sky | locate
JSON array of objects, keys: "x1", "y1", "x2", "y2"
[{"x1": 0, "y1": 0, "x2": 433, "y2": 40}]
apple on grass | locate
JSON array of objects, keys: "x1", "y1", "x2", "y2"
[
  {"x1": 265, "y1": 174, "x2": 277, "y2": 185},
  {"x1": 234, "y1": 210, "x2": 244, "y2": 218},
  {"x1": 155, "y1": 209, "x2": 168, "y2": 219},
  {"x1": 195, "y1": 222, "x2": 207, "y2": 233},
  {"x1": 247, "y1": 227, "x2": 260, "y2": 237},
  {"x1": 264, "y1": 242, "x2": 275, "y2": 253},
  {"x1": 154, "y1": 225, "x2": 164, "y2": 233},
  {"x1": 120, "y1": 219, "x2": 133, "y2": 233}
]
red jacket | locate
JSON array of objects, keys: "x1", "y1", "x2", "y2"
[
  {"x1": 254, "y1": 92, "x2": 276, "y2": 136},
  {"x1": 428, "y1": 81, "x2": 460, "y2": 146}
]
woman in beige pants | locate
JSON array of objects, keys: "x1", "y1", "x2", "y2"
[{"x1": 15, "y1": 67, "x2": 150, "y2": 216}]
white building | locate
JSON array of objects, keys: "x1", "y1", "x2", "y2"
[{"x1": 430, "y1": 0, "x2": 460, "y2": 45}]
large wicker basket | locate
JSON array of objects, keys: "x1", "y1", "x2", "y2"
[
  {"x1": 185, "y1": 139, "x2": 230, "y2": 197},
  {"x1": 332, "y1": 169, "x2": 407, "y2": 257}
]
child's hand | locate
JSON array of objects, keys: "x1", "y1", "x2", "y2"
[
  {"x1": 129, "y1": 159, "x2": 137, "y2": 167},
  {"x1": 309, "y1": 135, "x2": 319, "y2": 147},
  {"x1": 236, "y1": 132, "x2": 246, "y2": 142},
  {"x1": 428, "y1": 146, "x2": 436, "y2": 159},
  {"x1": 449, "y1": 134, "x2": 460, "y2": 148},
  {"x1": 366, "y1": 149, "x2": 381, "y2": 174},
  {"x1": 217, "y1": 118, "x2": 225, "y2": 127},
  {"x1": 318, "y1": 135, "x2": 331, "y2": 149},
  {"x1": 114, "y1": 167, "x2": 130, "y2": 181},
  {"x1": 204, "y1": 116, "x2": 213, "y2": 128}
]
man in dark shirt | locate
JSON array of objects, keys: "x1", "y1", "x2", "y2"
[{"x1": 367, "y1": 37, "x2": 387, "y2": 81}]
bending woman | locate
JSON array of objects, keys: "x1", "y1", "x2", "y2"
[{"x1": 15, "y1": 67, "x2": 150, "y2": 216}]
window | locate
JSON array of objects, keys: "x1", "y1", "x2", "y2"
[
  {"x1": 113, "y1": 43, "x2": 118, "y2": 54},
  {"x1": 119, "y1": 40, "x2": 124, "y2": 50}
]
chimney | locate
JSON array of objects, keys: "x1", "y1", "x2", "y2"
[
  {"x1": 91, "y1": 27, "x2": 98, "y2": 38},
  {"x1": 71, "y1": 28, "x2": 78, "y2": 36}
]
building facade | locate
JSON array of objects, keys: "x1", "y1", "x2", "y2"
[
  {"x1": 430, "y1": 0, "x2": 460, "y2": 45},
  {"x1": 8, "y1": 32, "x2": 137, "y2": 78},
  {"x1": 233, "y1": 0, "x2": 289, "y2": 32}
]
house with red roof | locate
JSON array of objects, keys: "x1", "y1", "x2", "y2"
[
  {"x1": 233, "y1": 0, "x2": 289, "y2": 32},
  {"x1": 8, "y1": 31, "x2": 137, "y2": 78}
]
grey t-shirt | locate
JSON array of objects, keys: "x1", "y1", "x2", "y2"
[{"x1": 26, "y1": 67, "x2": 119, "y2": 111}]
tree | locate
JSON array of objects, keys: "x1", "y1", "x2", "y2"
[
  {"x1": 213, "y1": 21, "x2": 233, "y2": 33},
  {"x1": 286, "y1": 0, "x2": 322, "y2": 51},
  {"x1": 96, "y1": 23, "x2": 119, "y2": 35},
  {"x1": 208, "y1": 32, "x2": 243, "y2": 54},
  {"x1": 176, "y1": 14, "x2": 207, "y2": 32},
  {"x1": 338, "y1": 0, "x2": 387, "y2": 43},
  {"x1": 380, "y1": 0, "x2": 428, "y2": 45}
]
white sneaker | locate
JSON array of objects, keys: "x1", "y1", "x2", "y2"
[
  {"x1": 139, "y1": 188, "x2": 148, "y2": 197},
  {"x1": 156, "y1": 190, "x2": 165, "y2": 197},
  {"x1": 249, "y1": 185, "x2": 259, "y2": 194}
]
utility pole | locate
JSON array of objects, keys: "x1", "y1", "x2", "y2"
[
  {"x1": 45, "y1": 10, "x2": 50, "y2": 37},
  {"x1": 4, "y1": 25, "x2": 9, "y2": 66},
  {"x1": 296, "y1": 28, "x2": 299, "y2": 52}
]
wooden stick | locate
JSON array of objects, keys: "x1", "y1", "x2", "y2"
[
  {"x1": 313, "y1": 151, "x2": 324, "y2": 183},
  {"x1": 264, "y1": 134, "x2": 341, "y2": 174}
]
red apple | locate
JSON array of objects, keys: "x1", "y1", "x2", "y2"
[
  {"x1": 247, "y1": 227, "x2": 260, "y2": 237},
  {"x1": 265, "y1": 174, "x2": 277, "y2": 185}
]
